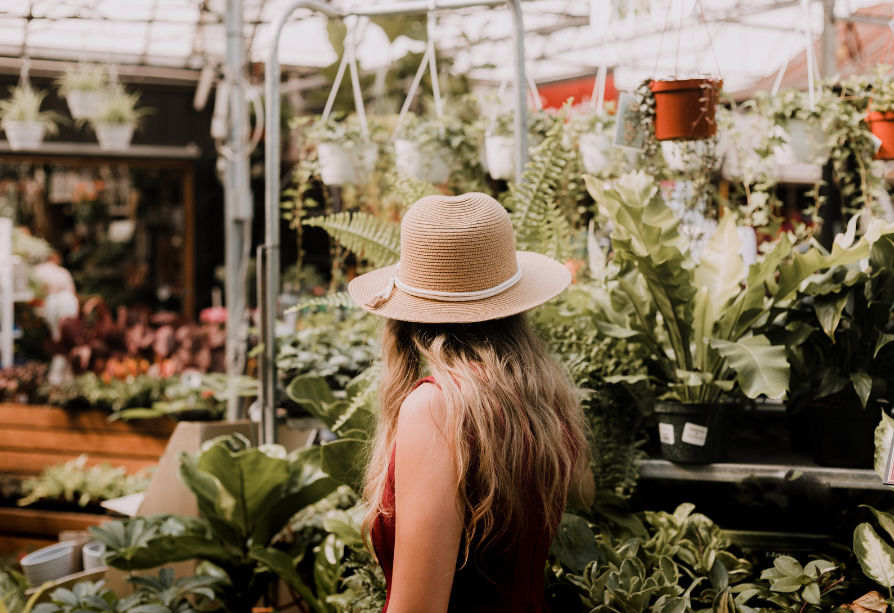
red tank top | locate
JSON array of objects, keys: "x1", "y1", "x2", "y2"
[{"x1": 370, "y1": 376, "x2": 558, "y2": 613}]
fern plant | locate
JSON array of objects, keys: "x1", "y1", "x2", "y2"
[
  {"x1": 385, "y1": 170, "x2": 439, "y2": 211},
  {"x1": 503, "y1": 109, "x2": 573, "y2": 262},
  {"x1": 303, "y1": 212, "x2": 400, "y2": 268}
]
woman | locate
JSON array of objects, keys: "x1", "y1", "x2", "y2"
[{"x1": 348, "y1": 192, "x2": 593, "y2": 613}]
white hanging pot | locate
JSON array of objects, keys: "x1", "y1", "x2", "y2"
[
  {"x1": 484, "y1": 136, "x2": 515, "y2": 181},
  {"x1": 95, "y1": 123, "x2": 134, "y2": 151},
  {"x1": 579, "y1": 132, "x2": 613, "y2": 174},
  {"x1": 353, "y1": 142, "x2": 378, "y2": 182},
  {"x1": 737, "y1": 226, "x2": 758, "y2": 267},
  {"x1": 785, "y1": 119, "x2": 828, "y2": 164},
  {"x1": 65, "y1": 90, "x2": 103, "y2": 120},
  {"x1": 4, "y1": 121, "x2": 46, "y2": 150},
  {"x1": 317, "y1": 141, "x2": 356, "y2": 186},
  {"x1": 20, "y1": 542, "x2": 76, "y2": 586},
  {"x1": 395, "y1": 139, "x2": 451, "y2": 184}
]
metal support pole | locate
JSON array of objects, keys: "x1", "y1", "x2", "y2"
[
  {"x1": 263, "y1": 0, "x2": 343, "y2": 445},
  {"x1": 262, "y1": 0, "x2": 528, "y2": 443},
  {"x1": 225, "y1": 0, "x2": 252, "y2": 421},
  {"x1": 820, "y1": 0, "x2": 836, "y2": 79},
  {"x1": 508, "y1": 0, "x2": 528, "y2": 183}
]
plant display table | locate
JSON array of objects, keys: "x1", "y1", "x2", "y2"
[{"x1": 0, "y1": 403, "x2": 174, "y2": 476}]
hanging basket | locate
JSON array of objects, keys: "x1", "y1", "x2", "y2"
[
  {"x1": 484, "y1": 136, "x2": 515, "y2": 181},
  {"x1": 95, "y1": 123, "x2": 134, "y2": 150},
  {"x1": 65, "y1": 90, "x2": 103, "y2": 120},
  {"x1": 579, "y1": 132, "x2": 613, "y2": 174},
  {"x1": 395, "y1": 139, "x2": 451, "y2": 184},
  {"x1": 782, "y1": 119, "x2": 828, "y2": 164},
  {"x1": 649, "y1": 78, "x2": 721, "y2": 141},
  {"x1": 4, "y1": 121, "x2": 46, "y2": 150},
  {"x1": 868, "y1": 111, "x2": 894, "y2": 160},
  {"x1": 317, "y1": 142, "x2": 357, "y2": 186}
]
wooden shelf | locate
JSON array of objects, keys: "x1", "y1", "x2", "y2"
[
  {"x1": 0, "y1": 141, "x2": 201, "y2": 160},
  {"x1": 0, "y1": 507, "x2": 105, "y2": 538}
]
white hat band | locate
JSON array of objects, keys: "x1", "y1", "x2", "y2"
[{"x1": 365, "y1": 262, "x2": 523, "y2": 308}]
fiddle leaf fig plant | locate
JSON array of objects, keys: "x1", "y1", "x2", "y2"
[
  {"x1": 89, "y1": 434, "x2": 339, "y2": 613},
  {"x1": 584, "y1": 171, "x2": 872, "y2": 404}
]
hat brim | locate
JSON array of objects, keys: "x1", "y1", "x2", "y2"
[{"x1": 348, "y1": 251, "x2": 572, "y2": 323}]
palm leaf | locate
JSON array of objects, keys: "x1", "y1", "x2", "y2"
[
  {"x1": 303, "y1": 212, "x2": 400, "y2": 268},
  {"x1": 285, "y1": 291, "x2": 357, "y2": 313}
]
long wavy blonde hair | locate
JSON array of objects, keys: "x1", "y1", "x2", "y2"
[{"x1": 363, "y1": 313, "x2": 589, "y2": 561}]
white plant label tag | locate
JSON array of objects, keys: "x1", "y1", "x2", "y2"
[
  {"x1": 681, "y1": 423, "x2": 709, "y2": 447},
  {"x1": 658, "y1": 423, "x2": 675, "y2": 445}
]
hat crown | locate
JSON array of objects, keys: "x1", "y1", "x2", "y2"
[{"x1": 399, "y1": 193, "x2": 518, "y2": 293}]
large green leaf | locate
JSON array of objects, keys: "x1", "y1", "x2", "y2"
[
  {"x1": 851, "y1": 372, "x2": 873, "y2": 409},
  {"x1": 709, "y1": 336, "x2": 790, "y2": 400},
  {"x1": 320, "y1": 438, "x2": 366, "y2": 489},
  {"x1": 105, "y1": 535, "x2": 237, "y2": 571},
  {"x1": 286, "y1": 375, "x2": 340, "y2": 428},
  {"x1": 249, "y1": 547, "x2": 320, "y2": 612},
  {"x1": 192, "y1": 442, "x2": 290, "y2": 539},
  {"x1": 776, "y1": 240, "x2": 870, "y2": 302},
  {"x1": 694, "y1": 214, "x2": 747, "y2": 310},
  {"x1": 854, "y1": 522, "x2": 894, "y2": 589},
  {"x1": 550, "y1": 513, "x2": 601, "y2": 574},
  {"x1": 814, "y1": 291, "x2": 850, "y2": 340}
]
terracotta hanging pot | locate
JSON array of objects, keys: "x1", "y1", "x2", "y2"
[
  {"x1": 867, "y1": 111, "x2": 894, "y2": 160},
  {"x1": 649, "y1": 78, "x2": 722, "y2": 141}
]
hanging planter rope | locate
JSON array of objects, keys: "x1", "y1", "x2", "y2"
[
  {"x1": 649, "y1": 0, "x2": 722, "y2": 142},
  {"x1": 316, "y1": 15, "x2": 377, "y2": 186}
]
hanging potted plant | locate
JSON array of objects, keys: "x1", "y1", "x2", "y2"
[
  {"x1": 0, "y1": 84, "x2": 64, "y2": 150},
  {"x1": 56, "y1": 63, "x2": 108, "y2": 120},
  {"x1": 89, "y1": 85, "x2": 150, "y2": 151},
  {"x1": 483, "y1": 111, "x2": 515, "y2": 181},
  {"x1": 301, "y1": 113, "x2": 379, "y2": 187},
  {"x1": 394, "y1": 115, "x2": 454, "y2": 184},
  {"x1": 584, "y1": 171, "x2": 869, "y2": 464},
  {"x1": 570, "y1": 106, "x2": 617, "y2": 175},
  {"x1": 648, "y1": 77, "x2": 722, "y2": 141},
  {"x1": 753, "y1": 89, "x2": 828, "y2": 166},
  {"x1": 866, "y1": 65, "x2": 894, "y2": 160},
  {"x1": 777, "y1": 219, "x2": 894, "y2": 467}
]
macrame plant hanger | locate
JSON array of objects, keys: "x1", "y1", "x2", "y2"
[
  {"x1": 322, "y1": 13, "x2": 370, "y2": 141},
  {"x1": 770, "y1": 0, "x2": 818, "y2": 110},
  {"x1": 394, "y1": 7, "x2": 443, "y2": 139},
  {"x1": 589, "y1": 0, "x2": 615, "y2": 113}
]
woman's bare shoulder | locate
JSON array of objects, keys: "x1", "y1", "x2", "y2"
[{"x1": 397, "y1": 382, "x2": 448, "y2": 439}]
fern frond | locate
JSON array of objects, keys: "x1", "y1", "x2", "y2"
[
  {"x1": 303, "y1": 212, "x2": 401, "y2": 268},
  {"x1": 386, "y1": 170, "x2": 438, "y2": 210},
  {"x1": 285, "y1": 291, "x2": 357, "y2": 313},
  {"x1": 505, "y1": 111, "x2": 573, "y2": 262}
]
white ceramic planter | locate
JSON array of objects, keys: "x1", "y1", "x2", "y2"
[
  {"x1": 737, "y1": 226, "x2": 758, "y2": 267},
  {"x1": 784, "y1": 119, "x2": 828, "y2": 164},
  {"x1": 82, "y1": 541, "x2": 106, "y2": 571},
  {"x1": 20, "y1": 541, "x2": 76, "y2": 586},
  {"x1": 317, "y1": 142, "x2": 356, "y2": 185},
  {"x1": 395, "y1": 139, "x2": 451, "y2": 184},
  {"x1": 65, "y1": 90, "x2": 103, "y2": 120},
  {"x1": 4, "y1": 121, "x2": 45, "y2": 150},
  {"x1": 354, "y1": 142, "x2": 378, "y2": 182},
  {"x1": 95, "y1": 123, "x2": 134, "y2": 150},
  {"x1": 484, "y1": 136, "x2": 515, "y2": 180},
  {"x1": 579, "y1": 132, "x2": 613, "y2": 174}
]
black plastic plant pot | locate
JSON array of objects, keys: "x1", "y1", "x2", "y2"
[
  {"x1": 807, "y1": 402, "x2": 886, "y2": 468},
  {"x1": 654, "y1": 402, "x2": 731, "y2": 464}
]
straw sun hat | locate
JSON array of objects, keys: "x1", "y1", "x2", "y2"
[{"x1": 348, "y1": 192, "x2": 571, "y2": 323}]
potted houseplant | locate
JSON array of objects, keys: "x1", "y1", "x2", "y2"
[
  {"x1": 89, "y1": 85, "x2": 150, "y2": 150},
  {"x1": 483, "y1": 111, "x2": 515, "y2": 181},
  {"x1": 570, "y1": 107, "x2": 617, "y2": 175},
  {"x1": 865, "y1": 64, "x2": 894, "y2": 160},
  {"x1": 56, "y1": 63, "x2": 108, "y2": 120},
  {"x1": 300, "y1": 113, "x2": 380, "y2": 186},
  {"x1": 648, "y1": 77, "x2": 722, "y2": 141},
  {"x1": 394, "y1": 114, "x2": 454, "y2": 184},
  {"x1": 584, "y1": 171, "x2": 870, "y2": 463},
  {"x1": 775, "y1": 219, "x2": 894, "y2": 467},
  {"x1": 753, "y1": 88, "x2": 829, "y2": 166},
  {"x1": 0, "y1": 84, "x2": 64, "y2": 150}
]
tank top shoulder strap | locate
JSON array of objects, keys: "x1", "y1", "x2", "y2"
[{"x1": 412, "y1": 375, "x2": 437, "y2": 391}]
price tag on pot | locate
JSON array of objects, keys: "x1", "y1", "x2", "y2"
[
  {"x1": 658, "y1": 423, "x2": 675, "y2": 445},
  {"x1": 681, "y1": 423, "x2": 708, "y2": 447}
]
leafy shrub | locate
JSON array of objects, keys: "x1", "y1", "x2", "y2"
[{"x1": 18, "y1": 455, "x2": 151, "y2": 508}]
